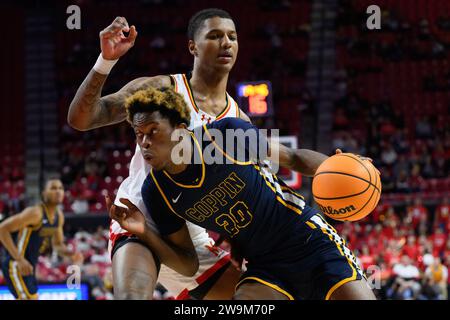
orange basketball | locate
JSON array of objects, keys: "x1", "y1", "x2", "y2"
[{"x1": 312, "y1": 153, "x2": 382, "y2": 222}]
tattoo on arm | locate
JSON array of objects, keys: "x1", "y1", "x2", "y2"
[{"x1": 68, "y1": 72, "x2": 171, "y2": 130}]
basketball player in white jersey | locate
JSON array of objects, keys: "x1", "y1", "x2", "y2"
[{"x1": 68, "y1": 9, "x2": 329, "y2": 299}]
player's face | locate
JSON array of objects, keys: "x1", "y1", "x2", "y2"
[
  {"x1": 191, "y1": 17, "x2": 238, "y2": 72},
  {"x1": 133, "y1": 111, "x2": 180, "y2": 171},
  {"x1": 43, "y1": 179, "x2": 65, "y2": 204}
]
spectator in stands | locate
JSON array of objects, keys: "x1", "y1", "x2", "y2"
[
  {"x1": 381, "y1": 143, "x2": 398, "y2": 166},
  {"x1": 434, "y1": 197, "x2": 449, "y2": 230},
  {"x1": 443, "y1": 239, "x2": 450, "y2": 261},
  {"x1": 406, "y1": 197, "x2": 428, "y2": 231},
  {"x1": 391, "y1": 255, "x2": 421, "y2": 300},
  {"x1": 358, "y1": 244, "x2": 375, "y2": 271},
  {"x1": 415, "y1": 116, "x2": 433, "y2": 139},
  {"x1": 421, "y1": 155, "x2": 436, "y2": 178},
  {"x1": 71, "y1": 198, "x2": 89, "y2": 214},
  {"x1": 430, "y1": 227, "x2": 447, "y2": 255},
  {"x1": 424, "y1": 257, "x2": 448, "y2": 300},
  {"x1": 402, "y1": 235, "x2": 419, "y2": 261}
]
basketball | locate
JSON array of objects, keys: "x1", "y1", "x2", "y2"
[{"x1": 312, "y1": 153, "x2": 382, "y2": 222}]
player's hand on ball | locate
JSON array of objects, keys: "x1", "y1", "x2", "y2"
[
  {"x1": 334, "y1": 149, "x2": 377, "y2": 172},
  {"x1": 99, "y1": 16, "x2": 138, "y2": 60},
  {"x1": 17, "y1": 257, "x2": 33, "y2": 276},
  {"x1": 105, "y1": 195, "x2": 145, "y2": 236}
]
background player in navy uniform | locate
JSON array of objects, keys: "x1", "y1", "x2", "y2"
[
  {"x1": 0, "y1": 178, "x2": 83, "y2": 300},
  {"x1": 107, "y1": 87, "x2": 376, "y2": 299}
]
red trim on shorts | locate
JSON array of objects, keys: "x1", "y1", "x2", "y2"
[
  {"x1": 175, "y1": 254, "x2": 231, "y2": 300},
  {"x1": 176, "y1": 289, "x2": 191, "y2": 300},
  {"x1": 195, "y1": 254, "x2": 231, "y2": 285},
  {"x1": 109, "y1": 229, "x2": 133, "y2": 254}
]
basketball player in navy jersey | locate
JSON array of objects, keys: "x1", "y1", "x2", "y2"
[
  {"x1": 108, "y1": 87, "x2": 376, "y2": 299},
  {"x1": 0, "y1": 178, "x2": 82, "y2": 300},
  {"x1": 68, "y1": 9, "x2": 335, "y2": 300}
]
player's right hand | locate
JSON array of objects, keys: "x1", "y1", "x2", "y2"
[
  {"x1": 214, "y1": 235, "x2": 244, "y2": 271},
  {"x1": 17, "y1": 257, "x2": 33, "y2": 276},
  {"x1": 99, "y1": 16, "x2": 138, "y2": 60},
  {"x1": 105, "y1": 194, "x2": 146, "y2": 236}
]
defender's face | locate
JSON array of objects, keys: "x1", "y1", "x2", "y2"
[
  {"x1": 133, "y1": 111, "x2": 177, "y2": 171},
  {"x1": 43, "y1": 180, "x2": 65, "y2": 204},
  {"x1": 191, "y1": 17, "x2": 238, "y2": 72}
]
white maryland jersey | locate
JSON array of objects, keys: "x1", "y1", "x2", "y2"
[{"x1": 112, "y1": 73, "x2": 240, "y2": 239}]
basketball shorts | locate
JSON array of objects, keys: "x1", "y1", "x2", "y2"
[
  {"x1": 236, "y1": 213, "x2": 365, "y2": 300},
  {"x1": 110, "y1": 226, "x2": 231, "y2": 299},
  {"x1": 1, "y1": 258, "x2": 38, "y2": 300}
]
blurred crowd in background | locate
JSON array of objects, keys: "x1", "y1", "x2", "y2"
[{"x1": 0, "y1": 0, "x2": 448, "y2": 299}]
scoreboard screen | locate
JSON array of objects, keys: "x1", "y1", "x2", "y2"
[{"x1": 236, "y1": 81, "x2": 274, "y2": 117}]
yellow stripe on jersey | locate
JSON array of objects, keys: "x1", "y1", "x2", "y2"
[
  {"x1": 162, "y1": 132, "x2": 205, "y2": 188},
  {"x1": 9, "y1": 261, "x2": 38, "y2": 300},
  {"x1": 17, "y1": 228, "x2": 31, "y2": 257},
  {"x1": 252, "y1": 165, "x2": 304, "y2": 215},
  {"x1": 325, "y1": 274, "x2": 357, "y2": 300},
  {"x1": 202, "y1": 124, "x2": 253, "y2": 166},
  {"x1": 308, "y1": 215, "x2": 358, "y2": 300},
  {"x1": 215, "y1": 95, "x2": 231, "y2": 120},
  {"x1": 306, "y1": 221, "x2": 316, "y2": 229},
  {"x1": 8, "y1": 261, "x2": 23, "y2": 299},
  {"x1": 182, "y1": 74, "x2": 200, "y2": 113},
  {"x1": 20, "y1": 228, "x2": 32, "y2": 257},
  {"x1": 236, "y1": 276, "x2": 294, "y2": 300},
  {"x1": 16, "y1": 263, "x2": 37, "y2": 300},
  {"x1": 281, "y1": 186, "x2": 305, "y2": 200},
  {"x1": 150, "y1": 170, "x2": 191, "y2": 223}
]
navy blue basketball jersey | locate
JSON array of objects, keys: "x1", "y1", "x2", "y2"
[
  {"x1": 5, "y1": 204, "x2": 60, "y2": 266},
  {"x1": 141, "y1": 118, "x2": 316, "y2": 261}
]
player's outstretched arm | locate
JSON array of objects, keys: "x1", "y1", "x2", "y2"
[
  {"x1": 67, "y1": 16, "x2": 171, "y2": 131},
  {"x1": 274, "y1": 143, "x2": 329, "y2": 177},
  {"x1": 238, "y1": 110, "x2": 328, "y2": 176},
  {"x1": 106, "y1": 195, "x2": 199, "y2": 277},
  {"x1": 0, "y1": 207, "x2": 42, "y2": 275}
]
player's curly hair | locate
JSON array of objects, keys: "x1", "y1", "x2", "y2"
[{"x1": 125, "y1": 87, "x2": 191, "y2": 127}]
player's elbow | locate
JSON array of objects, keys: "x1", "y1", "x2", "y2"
[{"x1": 67, "y1": 111, "x2": 90, "y2": 131}]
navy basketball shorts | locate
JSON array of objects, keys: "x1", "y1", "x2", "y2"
[
  {"x1": 1, "y1": 258, "x2": 38, "y2": 300},
  {"x1": 236, "y1": 213, "x2": 365, "y2": 300}
]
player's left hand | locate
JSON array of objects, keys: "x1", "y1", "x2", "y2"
[
  {"x1": 335, "y1": 149, "x2": 380, "y2": 175},
  {"x1": 105, "y1": 195, "x2": 146, "y2": 236},
  {"x1": 335, "y1": 149, "x2": 373, "y2": 163}
]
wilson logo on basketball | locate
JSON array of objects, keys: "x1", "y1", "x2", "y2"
[{"x1": 318, "y1": 204, "x2": 356, "y2": 215}]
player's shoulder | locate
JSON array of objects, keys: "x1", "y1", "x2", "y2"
[
  {"x1": 29, "y1": 204, "x2": 44, "y2": 216},
  {"x1": 141, "y1": 172, "x2": 158, "y2": 197},
  {"x1": 124, "y1": 75, "x2": 173, "y2": 93},
  {"x1": 207, "y1": 117, "x2": 253, "y2": 131},
  {"x1": 21, "y1": 205, "x2": 44, "y2": 224}
]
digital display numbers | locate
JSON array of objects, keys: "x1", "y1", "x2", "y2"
[{"x1": 236, "y1": 81, "x2": 273, "y2": 117}]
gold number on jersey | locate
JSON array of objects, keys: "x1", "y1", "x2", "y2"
[{"x1": 215, "y1": 201, "x2": 253, "y2": 237}]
